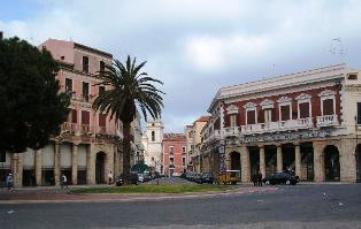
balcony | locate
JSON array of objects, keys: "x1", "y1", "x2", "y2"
[
  {"x1": 224, "y1": 127, "x2": 240, "y2": 138},
  {"x1": 241, "y1": 118, "x2": 315, "y2": 134},
  {"x1": 317, "y1": 115, "x2": 338, "y2": 127},
  {"x1": 61, "y1": 122, "x2": 116, "y2": 136}
]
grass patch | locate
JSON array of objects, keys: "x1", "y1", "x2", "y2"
[{"x1": 71, "y1": 184, "x2": 235, "y2": 194}]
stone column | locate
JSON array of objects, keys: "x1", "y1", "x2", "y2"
[
  {"x1": 86, "y1": 144, "x2": 95, "y2": 184},
  {"x1": 106, "y1": 149, "x2": 114, "y2": 183},
  {"x1": 313, "y1": 141, "x2": 325, "y2": 183},
  {"x1": 35, "y1": 149, "x2": 42, "y2": 186},
  {"x1": 241, "y1": 146, "x2": 251, "y2": 182},
  {"x1": 259, "y1": 145, "x2": 266, "y2": 177},
  {"x1": 295, "y1": 144, "x2": 302, "y2": 178},
  {"x1": 338, "y1": 139, "x2": 357, "y2": 183},
  {"x1": 277, "y1": 144, "x2": 283, "y2": 173},
  {"x1": 11, "y1": 153, "x2": 23, "y2": 188},
  {"x1": 71, "y1": 144, "x2": 78, "y2": 185},
  {"x1": 54, "y1": 142, "x2": 61, "y2": 186}
]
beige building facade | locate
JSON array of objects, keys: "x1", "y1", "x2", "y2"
[{"x1": 201, "y1": 64, "x2": 361, "y2": 183}]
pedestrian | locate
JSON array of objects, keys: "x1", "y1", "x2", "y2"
[
  {"x1": 61, "y1": 174, "x2": 68, "y2": 190},
  {"x1": 108, "y1": 170, "x2": 113, "y2": 185},
  {"x1": 252, "y1": 173, "x2": 257, "y2": 186},
  {"x1": 257, "y1": 171, "x2": 263, "y2": 187},
  {"x1": 6, "y1": 173, "x2": 14, "y2": 191}
]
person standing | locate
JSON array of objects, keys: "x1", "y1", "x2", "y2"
[
  {"x1": 61, "y1": 174, "x2": 68, "y2": 190},
  {"x1": 252, "y1": 173, "x2": 257, "y2": 186},
  {"x1": 257, "y1": 171, "x2": 263, "y2": 187},
  {"x1": 6, "y1": 173, "x2": 14, "y2": 191},
  {"x1": 108, "y1": 170, "x2": 113, "y2": 185}
]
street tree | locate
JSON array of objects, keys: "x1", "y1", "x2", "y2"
[
  {"x1": 0, "y1": 37, "x2": 70, "y2": 154},
  {"x1": 93, "y1": 56, "x2": 164, "y2": 182}
]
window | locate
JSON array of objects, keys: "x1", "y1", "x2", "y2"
[
  {"x1": 82, "y1": 56, "x2": 89, "y2": 73},
  {"x1": 82, "y1": 82, "x2": 89, "y2": 102},
  {"x1": 263, "y1": 109, "x2": 272, "y2": 123},
  {"x1": 357, "y1": 103, "x2": 361, "y2": 124},
  {"x1": 99, "y1": 114, "x2": 106, "y2": 127},
  {"x1": 246, "y1": 110, "x2": 256, "y2": 124},
  {"x1": 169, "y1": 146, "x2": 174, "y2": 155},
  {"x1": 100, "y1": 61, "x2": 105, "y2": 73},
  {"x1": 60, "y1": 56, "x2": 65, "y2": 60},
  {"x1": 322, "y1": 99, "x2": 334, "y2": 115},
  {"x1": 71, "y1": 109, "x2": 77, "y2": 123},
  {"x1": 182, "y1": 158, "x2": 186, "y2": 166},
  {"x1": 151, "y1": 157, "x2": 154, "y2": 161},
  {"x1": 230, "y1": 115, "x2": 237, "y2": 127},
  {"x1": 151, "y1": 131, "x2": 155, "y2": 141},
  {"x1": 170, "y1": 158, "x2": 174, "y2": 165},
  {"x1": 182, "y1": 146, "x2": 186, "y2": 154},
  {"x1": 65, "y1": 78, "x2": 72, "y2": 94},
  {"x1": 99, "y1": 86, "x2": 105, "y2": 96},
  {"x1": 299, "y1": 102, "x2": 310, "y2": 118},
  {"x1": 0, "y1": 151, "x2": 5, "y2": 162},
  {"x1": 81, "y1": 111, "x2": 90, "y2": 124},
  {"x1": 348, "y1": 74, "x2": 358, "y2": 80},
  {"x1": 280, "y1": 105, "x2": 291, "y2": 121}
]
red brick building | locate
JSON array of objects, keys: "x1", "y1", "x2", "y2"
[{"x1": 162, "y1": 133, "x2": 186, "y2": 176}]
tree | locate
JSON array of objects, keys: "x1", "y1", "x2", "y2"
[
  {"x1": 93, "y1": 56, "x2": 164, "y2": 182},
  {"x1": 0, "y1": 37, "x2": 70, "y2": 154}
]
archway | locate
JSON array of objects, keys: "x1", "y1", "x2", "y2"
[
  {"x1": 230, "y1": 151, "x2": 241, "y2": 170},
  {"x1": 356, "y1": 145, "x2": 361, "y2": 182},
  {"x1": 96, "y1": 152, "x2": 106, "y2": 184},
  {"x1": 324, "y1": 145, "x2": 340, "y2": 181},
  {"x1": 282, "y1": 144, "x2": 295, "y2": 173}
]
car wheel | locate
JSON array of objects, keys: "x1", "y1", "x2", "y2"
[{"x1": 286, "y1": 180, "x2": 291, "y2": 185}]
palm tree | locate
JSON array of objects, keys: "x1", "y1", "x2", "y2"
[{"x1": 93, "y1": 56, "x2": 164, "y2": 182}]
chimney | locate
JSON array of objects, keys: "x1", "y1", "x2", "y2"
[{"x1": 0, "y1": 31, "x2": 3, "y2": 40}]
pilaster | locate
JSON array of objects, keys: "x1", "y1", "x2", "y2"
[
  {"x1": 35, "y1": 149, "x2": 42, "y2": 186},
  {"x1": 295, "y1": 144, "x2": 301, "y2": 178},
  {"x1": 86, "y1": 144, "x2": 95, "y2": 184},
  {"x1": 54, "y1": 142, "x2": 61, "y2": 186},
  {"x1": 241, "y1": 146, "x2": 251, "y2": 182},
  {"x1": 259, "y1": 145, "x2": 266, "y2": 177},
  {"x1": 11, "y1": 153, "x2": 23, "y2": 188},
  {"x1": 277, "y1": 144, "x2": 283, "y2": 173},
  {"x1": 313, "y1": 141, "x2": 325, "y2": 183},
  {"x1": 71, "y1": 144, "x2": 78, "y2": 185}
]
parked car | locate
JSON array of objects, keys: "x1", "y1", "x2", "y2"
[
  {"x1": 180, "y1": 173, "x2": 187, "y2": 179},
  {"x1": 193, "y1": 173, "x2": 202, "y2": 183},
  {"x1": 200, "y1": 172, "x2": 215, "y2": 184},
  {"x1": 138, "y1": 174, "x2": 144, "y2": 183},
  {"x1": 115, "y1": 176, "x2": 124, "y2": 186},
  {"x1": 262, "y1": 172, "x2": 299, "y2": 185},
  {"x1": 116, "y1": 173, "x2": 139, "y2": 185}
]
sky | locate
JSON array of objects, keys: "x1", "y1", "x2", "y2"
[{"x1": 1, "y1": 0, "x2": 361, "y2": 132}]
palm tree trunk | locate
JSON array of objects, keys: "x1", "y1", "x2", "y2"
[{"x1": 123, "y1": 122, "x2": 131, "y2": 183}]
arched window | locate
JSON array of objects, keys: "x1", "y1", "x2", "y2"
[{"x1": 151, "y1": 131, "x2": 155, "y2": 141}]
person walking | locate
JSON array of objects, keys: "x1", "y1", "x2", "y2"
[
  {"x1": 6, "y1": 173, "x2": 14, "y2": 191},
  {"x1": 108, "y1": 170, "x2": 113, "y2": 185},
  {"x1": 252, "y1": 173, "x2": 257, "y2": 186}
]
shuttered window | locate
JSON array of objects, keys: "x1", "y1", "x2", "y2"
[
  {"x1": 247, "y1": 110, "x2": 256, "y2": 124},
  {"x1": 230, "y1": 115, "x2": 237, "y2": 127},
  {"x1": 280, "y1": 105, "x2": 290, "y2": 121},
  {"x1": 81, "y1": 111, "x2": 90, "y2": 124},
  {"x1": 71, "y1": 109, "x2": 77, "y2": 123},
  {"x1": 99, "y1": 114, "x2": 106, "y2": 127},
  {"x1": 323, "y1": 99, "x2": 334, "y2": 115},
  {"x1": 357, "y1": 103, "x2": 361, "y2": 124},
  {"x1": 299, "y1": 102, "x2": 310, "y2": 118}
]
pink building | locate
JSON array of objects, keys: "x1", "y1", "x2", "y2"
[{"x1": 162, "y1": 133, "x2": 186, "y2": 176}]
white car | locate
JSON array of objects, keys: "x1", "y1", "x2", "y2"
[{"x1": 138, "y1": 174, "x2": 144, "y2": 183}]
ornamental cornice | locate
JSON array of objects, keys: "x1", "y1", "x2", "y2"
[
  {"x1": 243, "y1": 102, "x2": 257, "y2": 109},
  {"x1": 277, "y1": 96, "x2": 292, "y2": 104},
  {"x1": 318, "y1": 89, "x2": 336, "y2": 97},
  {"x1": 260, "y1": 99, "x2": 274, "y2": 108},
  {"x1": 226, "y1": 104, "x2": 239, "y2": 114},
  {"x1": 295, "y1": 93, "x2": 312, "y2": 101}
]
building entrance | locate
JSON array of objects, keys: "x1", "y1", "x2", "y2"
[
  {"x1": 96, "y1": 152, "x2": 106, "y2": 184},
  {"x1": 324, "y1": 145, "x2": 340, "y2": 181}
]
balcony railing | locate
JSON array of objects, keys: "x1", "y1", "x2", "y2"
[
  {"x1": 61, "y1": 122, "x2": 116, "y2": 136},
  {"x1": 317, "y1": 114, "x2": 338, "y2": 127},
  {"x1": 224, "y1": 127, "x2": 240, "y2": 137},
  {"x1": 241, "y1": 118, "x2": 316, "y2": 134}
]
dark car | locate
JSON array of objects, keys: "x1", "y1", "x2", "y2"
[
  {"x1": 263, "y1": 172, "x2": 299, "y2": 185},
  {"x1": 193, "y1": 173, "x2": 202, "y2": 183},
  {"x1": 116, "y1": 173, "x2": 139, "y2": 185},
  {"x1": 200, "y1": 172, "x2": 215, "y2": 184}
]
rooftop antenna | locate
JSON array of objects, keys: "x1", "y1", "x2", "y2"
[{"x1": 329, "y1": 37, "x2": 346, "y2": 63}]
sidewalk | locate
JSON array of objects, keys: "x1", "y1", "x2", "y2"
[{"x1": 0, "y1": 185, "x2": 277, "y2": 204}]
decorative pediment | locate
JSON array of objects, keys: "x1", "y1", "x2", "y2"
[
  {"x1": 277, "y1": 96, "x2": 292, "y2": 104},
  {"x1": 226, "y1": 104, "x2": 239, "y2": 114},
  {"x1": 243, "y1": 102, "x2": 257, "y2": 109},
  {"x1": 318, "y1": 90, "x2": 336, "y2": 97},
  {"x1": 260, "y1": 99, "x2": 274, "y2": 109},
  {"x1": 295, "y1": 93, "x2": 312, "y2": 101}
]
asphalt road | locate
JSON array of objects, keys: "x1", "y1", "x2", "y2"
[{"x1": 1, "y1": 184, "x2": 361, "y2": 229}]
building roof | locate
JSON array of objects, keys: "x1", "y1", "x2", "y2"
[
  {"x1": 208, "y1": 63, "x2": 357, "y2": 112},
  {"x1": 163, "y1": 133, "x2": 186, "y2": 140},
  {"x1": 194, "y1": 116, "x2": 211, "y2": 123}
]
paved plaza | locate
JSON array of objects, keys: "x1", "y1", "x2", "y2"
[{"x1": 0, "y1": 183, "x2": 360, "y2": 228}]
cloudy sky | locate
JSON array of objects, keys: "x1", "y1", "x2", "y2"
[{"x1": 1, "y1": 0, "x2": 361, "y2": 132}]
